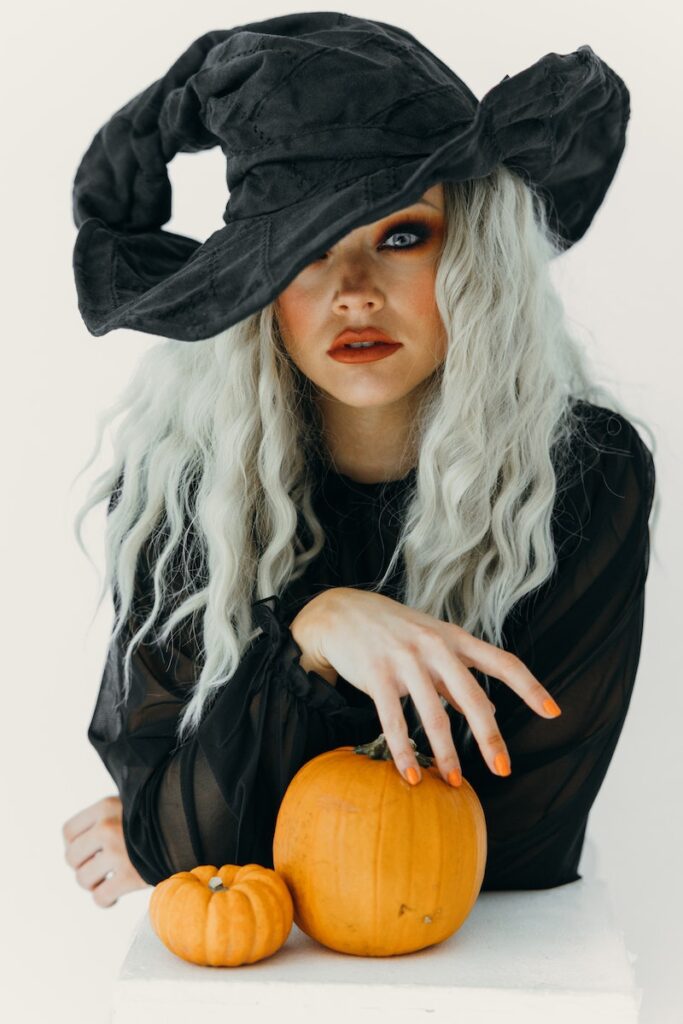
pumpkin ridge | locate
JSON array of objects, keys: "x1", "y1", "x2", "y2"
[
  {"x1": 245, "y1": 880, "x2": 273, "y2": 958},
  {"x1": 403, "y1": 769, "x2": 416, "y2": 933},
  {"x1": 427, "y1": 768, "x2": 444, "y2": 936},
  {"x1": 336, "y1": 755, "x2": 359, "y2": 922},
  {"x1": 372, "y1": 761, "x2": 391, "y2": 953},
  {"x1": 205, "y1": 887, "x2": 230, "y2": 966},
  {"x1": 242, "y1": 876, "x2": 282, "y2": 960},
  {"x1": 226, "y1": 885, "x2": 253, "y2": 964},
  {"x1": 242, "y1": 886, "x2": 259, "y2": 964}
]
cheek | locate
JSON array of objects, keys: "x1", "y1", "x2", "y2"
[
  {"x1": 407, "y1": 268, "x2": 446, "y2": 351},
  {"x1": 276, "y1": 290, "x2": 312, "y2": 356},
  {"x1": 412, "y1": 278, "x2": 437, "y2": 318}
]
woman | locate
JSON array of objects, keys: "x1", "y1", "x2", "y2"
[{"x1": 62, "y1": 16, "x2": 657, "y2": 909}]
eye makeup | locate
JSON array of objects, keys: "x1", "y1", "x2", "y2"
[
  {"x1": 313, "y1": 213, "x2": 439, "y2": 262},
  {"x1": 379, "y1": 217, "x2": 434, "y2": 250}
]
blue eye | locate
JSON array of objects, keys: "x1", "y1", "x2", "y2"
[
  {"x1": 380, "y1": 220, "x2": 431, "y2": 250},
  {"x1": 312, "y1": 219, "x2": 431, "y2": 262}
]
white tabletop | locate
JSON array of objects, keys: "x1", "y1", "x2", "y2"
[{"x1": 111, "y1": 835, "x2": 641, "y2": 1024}]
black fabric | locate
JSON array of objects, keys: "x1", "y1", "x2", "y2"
[
  {"x1": 71, "y1": 12, "x2": 630, "y2": 340},
  {"x1": 88, "y1": 400, "x2": 655, "y2": 889}
]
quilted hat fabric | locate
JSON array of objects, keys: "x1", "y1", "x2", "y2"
[{"x1": 71, "y1": 11, "x2": 630, "y2": 341}]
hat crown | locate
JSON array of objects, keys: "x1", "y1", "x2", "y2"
[{"x1": 178, "y1": 20, "x2": 479, "y2": 218}]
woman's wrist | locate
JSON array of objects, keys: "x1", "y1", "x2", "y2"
[{"x1": 290, "y1": 590, "x2": 339, "y2": 685}]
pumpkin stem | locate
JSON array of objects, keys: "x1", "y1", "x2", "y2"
[
  {"x1": 353, "y1": 732, "x2": 433, "y2": 768},
  {"x1": 208, "y1": 876, "x2": 227, "y2": 892}
]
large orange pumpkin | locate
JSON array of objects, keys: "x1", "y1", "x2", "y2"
[
  {"x1": 149, "y1": 863, "x2": 293, "y2": 966},
  {"x1": 272, "y1": 733, "x2": 487, "y2": 957}
]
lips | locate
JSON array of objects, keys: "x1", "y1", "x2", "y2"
[
  {"x1": 328, "y1": 327, "x2": 401, "y2": 353},
  {"x1": 328, "y1": 342, "x2": 402, "y2": 364}
]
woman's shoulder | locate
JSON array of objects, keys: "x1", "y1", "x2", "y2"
[
  {"x1": 552, "y1": 399, "x2": 656, "y2": 559},
  {"x1": 569, "y1": 398, "x2": 653, "y2": 454},
  {"x1": 566, "y1": 398, "x2": 655, "y2": 492}
]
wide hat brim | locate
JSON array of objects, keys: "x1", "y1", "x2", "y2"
[{"x1": 73, "y1": 45, "x2": 629, "y2": 342}]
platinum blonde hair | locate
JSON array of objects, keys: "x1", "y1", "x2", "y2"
[{"x1": 73, "y1": 166, "x2": 660, "y2": 748}]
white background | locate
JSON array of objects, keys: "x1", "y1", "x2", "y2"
[{"x1": 1, "y1": 1, "x2": 681, "y2": 1021}]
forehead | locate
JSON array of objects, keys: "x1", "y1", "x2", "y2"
[
  {"x1": 362, "y1": 182, "x2": 444, "y2": 229},
  {"x1": 417, "y1": 182, "x2": 444, "y2": 210}
]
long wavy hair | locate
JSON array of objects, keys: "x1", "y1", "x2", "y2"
[{"x1": 73, "y1": 165, "x2": 660, "y2": 746}]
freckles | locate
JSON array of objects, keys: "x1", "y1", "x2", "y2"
[
  {"x1": 402, "y1": 266, "x2": 446, "y2": 361},
  {"x1": 277, "y1": 288, "x2": 311, "y2": 343},
  {"x1": 408, "y1": 267, "x2": 440, "y2": 320}
]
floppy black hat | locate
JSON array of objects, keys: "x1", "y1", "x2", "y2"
[{"x1": 71, "y1": 11, "x2": 630, "y2": 342}]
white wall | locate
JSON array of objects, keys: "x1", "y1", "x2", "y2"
[{"x1": 1, "y1": 1, "x2": 679, "y2": 1021}]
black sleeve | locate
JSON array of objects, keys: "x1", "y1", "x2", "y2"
[
  {"x1": 87, "y1": 512, "x2": 380, "y2": 886},
  {"x1": 89, "y1": 407, "x2": 655, "y2": 891},
  {"x1": 427, "y1": 410, "x2": 656, "y2": 890}
]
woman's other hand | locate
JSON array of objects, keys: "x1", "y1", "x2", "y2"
[
  {"x1": 291, "y1": 587, "x2": 561, "y2": 786},
  {"x1": 62, "y1": 795, "x2": 151, "y2": 907}
]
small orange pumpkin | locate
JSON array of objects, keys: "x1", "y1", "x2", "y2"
[
  {"x1": 149, "y1": 863, "x2": 293, "y2": 966},
  {"x1": 273, "y1": 733, "x2": 487, "y2": 957}
]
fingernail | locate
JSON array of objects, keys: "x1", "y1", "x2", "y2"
[
  {"x1": 448, "y1": 769, "x2": 462, "y2": 787},
  {"x1": 543, "y1": 697, "x2": 562, "y2": 717},
  {"x1": 406, "y1": 766, "x2": 421, "y2": 785},
  {"x1": 494, "y1": 752, "x2": 511, "y2": 776}
]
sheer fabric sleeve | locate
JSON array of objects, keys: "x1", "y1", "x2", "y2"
[
  {"x1": 424, "y1": 410, "x2": 656, "y2": 890},
  {"x1": 87, "y1": 512, "x2": 379, "y2": 886}
]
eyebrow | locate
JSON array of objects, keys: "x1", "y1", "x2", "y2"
[{"x1": 417, "y1": 198, "x2": 441, "y2": 211}]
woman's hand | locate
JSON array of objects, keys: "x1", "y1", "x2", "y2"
[
  {"x1": 293, "y1": 587, "x2": 561, "y2": 786},
  {"x1": 62, "y1": 795, "x2": 151, "y2": 907}
]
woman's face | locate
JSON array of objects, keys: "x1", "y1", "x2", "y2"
[{"x1": 274, "y1": 183, "x2": 447, "y2": 412}]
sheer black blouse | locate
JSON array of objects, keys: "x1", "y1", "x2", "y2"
[{"x1": 87, "y1": 401, "x2": 656, "y2": 890}]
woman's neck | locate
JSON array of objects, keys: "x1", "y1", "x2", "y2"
[{"x1": 317, "y1": 394, "x2": 420, "y2": 484}]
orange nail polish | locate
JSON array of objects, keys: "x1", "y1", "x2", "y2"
[
  {"x1": 406, "y1": 766, "x2": 420, "y2": 785},
  {"x1": 543, "y1": 697, "x2": 562, "y2": 717},
  {"x1": 448, "y1": 769, "x2": 462, "y2": 787},
  {"x1": 494, "y1": 752, "x2": 511, "y2": 776}
]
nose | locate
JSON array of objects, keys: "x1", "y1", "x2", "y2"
[
  {"x1": 332, "y1": 291, "x2": 384, "y2": 316},
  {"x1": 332, "y1": 272, "x2": 385, "y2": 316}
]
